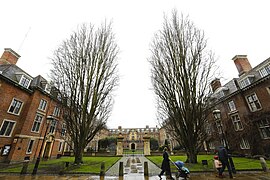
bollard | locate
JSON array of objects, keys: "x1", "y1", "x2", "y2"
[
  {"x1": 144, "y1": 161, "x2": 149, "y2": 177},
  {"x1": 260, "y1": 157, "x2": 269, "y2": 172},
  {"x1": 119, "y1": 162, "x2": 124, "y2": 176},
  {"x1": 20, "y1": 160, "x2": 29, "y2": 174},
  {"x1": 100, "y1": 161, "x2": 105, "y2": 180}
]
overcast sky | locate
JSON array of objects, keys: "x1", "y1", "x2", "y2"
[{"x1": 1, "y1": 0, "x2": 270, "y2": 129}]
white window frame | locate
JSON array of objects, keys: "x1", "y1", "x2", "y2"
[
  {"x1": 31, "y1": 114, "x2": 43, "y2": 133},
  {"x1": 58, "y1": 141, "x2": 63, "y2": 152},
  {"x1": 239, "y1": 77, "x2": 251, "y2": 88},
  {"x1": 0, "y1": 119, "x2": 16, "y2": 137},
  {"x1": 258, "y1": 64, "x2": 270, "y2": 77},
  {"x1": 257, "y1": 119, "x2": 270, "y2": 139},
  {"x1": 7, "y1": 98, "x2": 23, "y2": 115},
  {"x1": 60, "y1": 123, "x2": 66, "y2": 137},
  {"x1": 231, "y1": 114, "x2": 243, "y2": 131},
  {"x1": 38, "y1": 99, "x2": 47, "y2": 111},
  {"x1": 240, "y1": 138, "x2": 250, "y2": 149},
  {"x1": 246, "y1": 93, "x2": 262, "y2": 112},
  {"x1": 49, "y1": 120, "x2": 57, "y2": 134},
  {"x1": 228, "y1": 100, "x2": 236, "y2": 112},
  {"x1": 19, "y1": 75, "x2": 32, "y2": 88},
  {"x1": 26, "y1": 139, "x2": 35, "y2": 154},
  {"x1": 53, "y1": 106, "x2": 60, "y2": 117},
  {"x1": 45, "y1": 83, "x2": 51, "y2": 93}
]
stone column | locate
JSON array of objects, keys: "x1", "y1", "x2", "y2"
[
  {"x1": 116, "y1": 133, "x2": 124, "y2": 156},
  {"x1": 143, "y1": 133, "x2": 151, "y2": 155}
]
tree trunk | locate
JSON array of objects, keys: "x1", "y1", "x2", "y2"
[
  {"x1": 74, "y1": 146, "x2": 83, "y2": 164},
  {"x1": 186, "y1": 150, "x2": 198, "y2": 163}
]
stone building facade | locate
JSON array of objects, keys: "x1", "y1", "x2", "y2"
[
  {"x1": 0, "y1": 48, "x2": 68, "y2": 162},
  {"x1": 88, "y1": 125, "x2": 170, "y2": 152},
  {"x1": 207, "y1": 55, "x2": 270, "y2": 156}
]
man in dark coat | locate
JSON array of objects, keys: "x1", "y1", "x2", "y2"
[
  {"x1": 217, "y1": 146, "x2": 233, "y2": 178},
  {"x1": 158, "y1": 147, "x2": 174, "y2": 179}
]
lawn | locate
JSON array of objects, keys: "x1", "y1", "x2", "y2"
[
  {"x1": 147, "y1": 155, "x2": 270, "y2": 172},
  {"x1": 0, "y1": 156, "x2": 121, "y2": 174}
]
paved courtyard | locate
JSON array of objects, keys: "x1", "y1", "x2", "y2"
[{"x1": 0, "y1": 154, "x2": 269, "y2": 180}]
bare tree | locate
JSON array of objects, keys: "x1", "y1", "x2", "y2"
[
  {"x1": 50, "y1": 23, "x2": 119, "y2": 164},
  {"x1": 149, "y1": 11, "x2": 216, "y2": 163}
]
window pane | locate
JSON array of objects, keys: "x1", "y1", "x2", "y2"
[{"x1": 0, "y1": 121, "x2": 9, "y2": 135}]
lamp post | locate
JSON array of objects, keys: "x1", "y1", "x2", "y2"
[
  {"x1": 32, "y1": 115, "x2": 54, "y2": 175},
  {"x1": 212, "y1": 109, "x2": 236, "y2": 177}
]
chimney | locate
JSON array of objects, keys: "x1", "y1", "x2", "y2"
[
  {"x1": 232, "y1": 55, "x2": 252, "y2": 76},
  {"x1": 211, "y1": 78, "x2": 221, "y2": 92},
  {"x1": 0, "y1": 48, "x2": 20, "y2": 65}
]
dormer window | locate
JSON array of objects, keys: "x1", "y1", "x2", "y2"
[
  {"x1": 45, "y1": 83, "x2": 51, "y2": 93},
  {"x1": 19, "y1": 75, "x2": 31, "y2": 88},
  {"x1": 239, "y1": 77, "x2": 251, "y2": 88},
  {"x1": 259, "y1": 63, "x2": 270, "y2": 77}
]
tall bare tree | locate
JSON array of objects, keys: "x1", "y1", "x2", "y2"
[
  {"x1": 50, "y1": 23, "x2": 119, "y2": 164},
  {"x1": 149, "y1": 11, "x2": 216, "y2": 163}
]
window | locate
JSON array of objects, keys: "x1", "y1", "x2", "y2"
[
  {"x1": 49, "y1": 120, "x2": 57, "y2": 134},
  {"x1": 231, "y1": 114, "x2": 243, "y2": 131},
  {"x1": 58, "y1": 142, "x2": 63, "y2": 152},
  {"x1": 215, "y1": 121, "x2": 223, "y2": 134},
  {"x1": 8, "y1": 99, "x2": 23, "y2": 115},
  {"x1": 228, "y1": 100, "x2": 236, "y2": 112},
  {"x1": 19, "y1": 75, "x2": 31, "y2": 88},
  {"x1": 61, "y1": 123, "x2": 66, "y2": 137},
  {"x1": 31, "y1": 114, "x2": 43, "y2": 133},
  {"x1": 38, "y1": 99, "x2": 47, "y2": 111},
  {"x1": 26, "y1": 140, "x2": 35, "y2": 154},
  {"x1": 217, "y1": 91, "x2": 225, "y2": 99},
  {"x1": 240, "y1": 138, "x2": 250, "y2": 149},
  {"x1": 239, "y1": 78, "x2": 251, "y2": 88},
  {"x1": 259, "y1": 64, "x2": 270, "y2": 77},
  {"x1": 45, "y1": 83, "x2": 51, "y2": 93},
  {"x1": 267, "y1": 87, "x2": 270, "y2": 95},
  {"x1": 53, "y1": 107, "x2": 60, "y2": 117},
  {"x1": 0, "y1": 120, "x2": 16, "y2": 136},
  {"x1": 246, "y1": 93, "x2": 262, "y2": 112},
  {"x1": 257, "y1": 119, "x2": 270, "y2": 139}
]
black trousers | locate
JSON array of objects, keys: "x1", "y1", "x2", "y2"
[{"x1": 159, "y1": 169, "x2": 173, "y2": 178}]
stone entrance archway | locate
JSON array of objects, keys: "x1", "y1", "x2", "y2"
[{"x1": 116, "y1": 132, "x2": 150, "y2": 156}]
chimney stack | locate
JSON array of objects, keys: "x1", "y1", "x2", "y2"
[
  {"x1": 0, "y1": 48, "x2": 20, "y2": 65},
  {"x1": 211, "y1": 78, "x2": 221, "y2": 92},
  {"x1": 232, "y1": 55, "x2": 252, "y2": 76}
]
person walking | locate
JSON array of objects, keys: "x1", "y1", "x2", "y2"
[
  {"x1": 217, "y1": 146, "x2": 233, "y2": 178},
  {"x1": 158, "y1": 147, "x2": 174, "y2": 180},
  {"x1": 213, "y1": 155, "x2": 222, "y2": 176}
]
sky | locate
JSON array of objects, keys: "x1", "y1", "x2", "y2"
[{"x1": 1, "y1": 0, "x2": 270, "y2": 129}]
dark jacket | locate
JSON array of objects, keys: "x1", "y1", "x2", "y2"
[
  {"x1": 161, "y1": 151, "x2": 171, "y2": 170},
  {"x1": 218, "y1": 146, "x2": 229, "y2": 162}
]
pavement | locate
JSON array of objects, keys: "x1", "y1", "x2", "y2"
[{"x1": 0, "y1": 154, "x2": 269, "y2": 180}]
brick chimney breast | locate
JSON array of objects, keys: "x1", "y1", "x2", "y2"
[
  {"x1": 232, "y1": 55, "x2": 252, "y2": 76},
  {"x1": 211, "y1": 78, "x2": 221, "y2": 92},
  {"x1": 0, "y1": 48, "x2": 20, "y2": 65}
]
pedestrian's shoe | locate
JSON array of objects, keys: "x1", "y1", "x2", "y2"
[
  {"x1": 158, "y1": 174, "x2": 162, "y2": 179},
  {"x1": 218, "y1": 174, "x2": 224, "y2": 178},
  {"x1": 169, "y1": 177, "x2": 175, "y2": 180}
]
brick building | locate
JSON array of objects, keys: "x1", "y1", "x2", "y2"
[
  {"x1": 207, "y1": 55, "x2": 270, "y2": 156},
  {"x1": 88, "y1": 125, "x2": 170, "y2": 152},
  {"x1": 0, "y1": 48, "x2": 68, "y2": 162}
]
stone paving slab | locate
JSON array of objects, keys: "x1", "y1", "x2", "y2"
[{"x1": 105, "y1": 155, "x2": 161, "y2": 176}]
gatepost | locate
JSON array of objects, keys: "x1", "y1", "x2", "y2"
[
  {"x1": 143, "y1": 132, "x2": 151, "y2": 155},
  {"x1": 116, "y1": 133, "x2": 124, "y2": 156}
]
